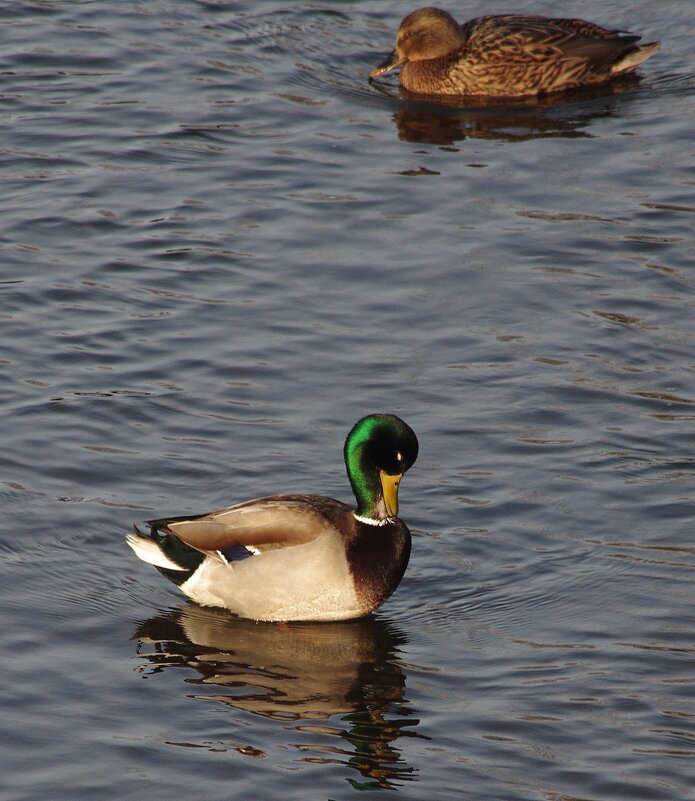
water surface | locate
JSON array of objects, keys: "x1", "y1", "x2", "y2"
[{"x1": 2, "y1": 2, "x2": 695, "y2": 799}]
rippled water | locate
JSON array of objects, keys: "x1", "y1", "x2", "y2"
[{"x1": 2, "y1": 1, "x2": 695, "y2": 799}]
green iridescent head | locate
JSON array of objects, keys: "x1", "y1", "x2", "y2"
[{"x1": 343, "y1": 414, "x2": 419, "y2": 521}]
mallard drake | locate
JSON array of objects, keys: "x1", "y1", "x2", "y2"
[
  {"x1": 127, "y1": 414, "x2": 419, "y2": 622},
  {"x1": 369, "y1": 7, "x2": 660, "y2": 97}
]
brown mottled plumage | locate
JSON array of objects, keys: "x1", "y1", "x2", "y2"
[{"x1": 369, "y1": 7, "x2": 660, "y2": 97}]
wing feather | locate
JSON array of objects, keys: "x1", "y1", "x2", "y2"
[
  {"x1": 153, "y1": 495, "x2": 347, "y2": 552},
  {"x1": 466, "y1": 15, "x2": 638, "y2": 66}
]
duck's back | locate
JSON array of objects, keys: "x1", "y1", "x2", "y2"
[{"x1": 461, "y1": 15, "x2": 636, "y2": 61}]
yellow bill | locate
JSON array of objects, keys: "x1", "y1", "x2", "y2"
[{"x1": 380, "y1": 470, "x2": 403, "y2": 517}]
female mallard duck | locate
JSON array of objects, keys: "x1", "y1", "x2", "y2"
[
  {"x1": 369, "y1": 7, "x2": 660, "y2": 97},
  {"x1": 127, "y1": 414, "x2": 418, "y2": 622}
]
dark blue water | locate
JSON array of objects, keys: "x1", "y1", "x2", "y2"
[{"x1": 2, "y1": 1, "x2": 695, "y2": 799}]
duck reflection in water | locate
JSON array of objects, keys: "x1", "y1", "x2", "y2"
[
  {"x1": 133, "y1": 606, "x2": 423, "y2": 790},
  {"x1": 373, "y1": 75, "x2": 646, "y2": 145}
]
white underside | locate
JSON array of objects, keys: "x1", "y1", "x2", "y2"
[{"x1": 179, "y1": 530, "x2": 365, "y2": 622}]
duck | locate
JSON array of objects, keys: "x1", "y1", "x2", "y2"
[
  {"x1": 127, "y1": 414, "x2": 419, "y2": 622},
  {"x1": 369, "y1": 7, "x2": 660, "y2": 97}
]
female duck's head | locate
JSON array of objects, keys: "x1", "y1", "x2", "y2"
[{"x1": 369, "y1": 8, "x2": 464, "y2": 78}]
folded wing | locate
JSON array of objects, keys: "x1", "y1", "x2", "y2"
[{"x1": 150, "y1": 495, "x2": 343, "y2": 554}]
